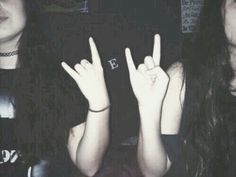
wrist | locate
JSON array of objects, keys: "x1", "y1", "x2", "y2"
[
  {"x1": 138, "y1": 103, "x2": 162, "y2": 124},
  {"x1": 88, "y1": 100, "x2": 110, "y2": 111},
  {"x1": 137, "y1": 96, "x2": 165, "y2": 108},
  {"x1": 89, "y1": 105, "x2": 110, "y2": 113},
  {"x1": 138, "y1": 101, "x2": 163, "y2": 113}
]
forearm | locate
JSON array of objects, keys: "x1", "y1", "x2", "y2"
[
  {"x1": 62, "y1": 37, "x2": 110, "y2": 176},
  {"x1": 76, "y1": 108, "x2": 110, "y2": 176},
  {"x1": 138, "y1": 105, "x2": 169, "y2": 177}
]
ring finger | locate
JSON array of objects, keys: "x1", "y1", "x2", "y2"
[
  {"x1": 74, "y1": 64, "x2": 86, "y2": 75},
  {"x1": 80, "y1": 59, "x2": 92, "y2": 70},
  {"x1": 137, "y1": 63, "x2": 148, "y2": 75},
  {"x1": 144, "y1": 56, "x2": 155, "y2": 70}
]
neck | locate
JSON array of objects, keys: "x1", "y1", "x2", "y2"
[
  {"x1": 0, "y1": 55, "x2": 19, "y2": 69},
  {"x1": 0, "y1": 34, "x2": 22, "y2": 69}
]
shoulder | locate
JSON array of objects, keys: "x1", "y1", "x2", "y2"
[
  {"x1": 167, "y1": 62, "x2": 184, "y2": 80},
  {"x1": 161, "y1": 62, "x2": 185, "y2": 134},
  {"x1": 166, "y1": 62, "x2": 185, "y2": 102},
  {"x1": 166, "y1": 62, "x2": 185, "y2": 103}
]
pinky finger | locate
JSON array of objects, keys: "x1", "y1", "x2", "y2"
[{"x1": 61, "y1": 62, "x2": 80, "y2": 81}]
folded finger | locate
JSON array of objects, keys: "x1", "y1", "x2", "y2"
[
  {"x1": 80, "y1": 59, "x2": 92, "y2": 70},
  {"x1": 144, "y1": 56, "x2": 155, "y2": 69},
  {"x1": 74, "y1": 64, "x2": 86, "y2": 75},
  {"x1": 137, "y1": 64, "x2": 147, "y2": 75}
]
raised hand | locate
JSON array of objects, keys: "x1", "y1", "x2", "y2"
[
  {"x1": 125, "y1": 34, "x2": 169, "y2": 107},
  {"x1": 61, "y1": 37, "x2": 109, "y2": 110}
]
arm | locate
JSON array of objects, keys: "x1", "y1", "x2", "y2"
[
  {"x1": 138, "y1": 62, "x2": 185, "y2": 177},
  {"x1": 62, "y1": 37, "x2": 110, "y2": 177},
  {"x1": 125, "y1": 34, "x2": 185, "y2": 177},
  {"x1": 67, "y1": 110, "x2": 109, "y2": 177}
]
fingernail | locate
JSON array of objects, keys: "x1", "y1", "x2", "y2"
[{"x1": 155, "y1": 34, "x2": 160, "y2": 40}]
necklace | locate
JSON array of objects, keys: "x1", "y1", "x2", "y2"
[{"x1": 0, "y1": 50, "x2": 18, "y2": 57}]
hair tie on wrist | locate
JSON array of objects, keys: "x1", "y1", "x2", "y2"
[{"x1": 89, "y1": 105, "x2": 110, "y2": 113}]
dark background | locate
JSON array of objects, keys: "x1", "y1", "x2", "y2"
[{"x1": 42, "y1": 0, "x2": 184, "y2": 68}]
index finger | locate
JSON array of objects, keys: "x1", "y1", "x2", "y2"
[
  {"x1": 125, "y1": 48, "x2": 136, "y2": 74},
  {"x1": 152, "y1": 34, "x2": 161, "y2": 66},
  {"x1": 89, "y1": 37, "x2": 102, "y2": 66}
]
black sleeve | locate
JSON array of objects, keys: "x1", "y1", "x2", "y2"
[
  {"x1": 45, "y1": 13, "x2": 89, "y2": 128},
  {"x1": 161, "y1": 135, "x2": 181, "y2": 162},
  {"x1": 60, "y1": 71, "x2": 88, "y2": 128},
  {"x1": 161, "y1": 135, "x2": 187, "y2": 177}
]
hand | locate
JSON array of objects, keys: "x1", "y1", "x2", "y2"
[
  {"x1": 125, "y1": 34, "x2": 169, "y2": 108},
  {"x1": 61, "y1": 37, "x2": 110, "y2": 110}
]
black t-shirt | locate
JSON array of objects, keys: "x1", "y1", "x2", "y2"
[
  {"x1": 0, "y1": 69, "x2": 29, "y2": 177},
  {"x1": 0, "y1": 69, "x2": 58, "y2": 177}
]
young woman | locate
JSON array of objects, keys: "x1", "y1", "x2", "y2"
[
  {"x1": 0, "y1": 0, "x2": 109, "y2": 177},
  {"x1": 128, "y1": 0, "x2": 236, "y2": 177}
]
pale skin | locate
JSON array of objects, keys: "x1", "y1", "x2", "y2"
[
  {"x1": 126, "y1": 34, "x2": 185, "y2": 177},
  {"x1": 0, "y1": 0, "x2": 25, "y2": 69},
  {"x1": 61, "y1": 37, "x2": 110, "y2": 177}
]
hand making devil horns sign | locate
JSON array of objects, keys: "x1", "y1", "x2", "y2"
[
  {"x1": 61, "y1": 37, "x2": 110, "y2": 110},
  {"x1": 125, "y1": 34, "x2": 169, "y2": 108},
  {"x1": 126, "y1": 34, "x2": 171, "y2": 177}
]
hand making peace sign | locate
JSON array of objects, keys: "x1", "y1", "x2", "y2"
[{"x1": 125, "y1": 34, "x2": 169, "y2": 107}]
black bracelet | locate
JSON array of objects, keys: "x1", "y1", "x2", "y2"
[{"x1": 88, "y1": 105, "x2": 110, "y2": 113}]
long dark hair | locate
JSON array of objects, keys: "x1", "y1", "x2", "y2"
[
  {"x1": 181, "y1": 0, "x2": 236, "y2": 176},
  {"x1": 11, "y1": 0, "x2": 86, "y2": 165}
]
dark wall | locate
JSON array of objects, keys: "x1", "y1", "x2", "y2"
[
  {"x1": 90, "y1": 0, "x2": 182, "y2": 68},
  {"x1": 43, "y1": 0, "x2": 182, "y2": 68}
]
